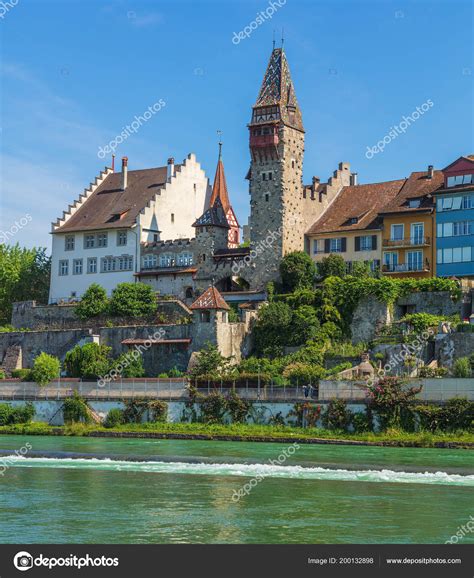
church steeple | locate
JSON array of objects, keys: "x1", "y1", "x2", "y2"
[{"x1": 251, "y1": 47, "x2": 303, "y2": 132}]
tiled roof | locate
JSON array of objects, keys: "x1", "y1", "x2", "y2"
[
  {"x1": 54, "y1": 166, "x2": 171, "y2": 233},
  {"x1": 209, "y1": 158, "x2": 231, "y2": 212},
  {"x1": 379, "y1": 170, "x2": 443, "y2": 214},
  {"x1": 307, "y1": 179, "x2": 405, "y2": 235},
  {"x1": 190, "y1": 286, "x2": 230, "y2": 310},
  {"x1": 192, "y1": 197, "x2": 229, "y2": 228}
]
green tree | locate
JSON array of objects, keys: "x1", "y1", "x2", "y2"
[
  {"x1": 75, "y1": 284, "x2": 109, "y2": 319},
  {"x1": 292, "y1": 305, "x2": 320, "y2": 345},
  {"x1": 317, "y1": 254, "x2": 346, "y2": 280},
  {"x1": 252, "y1": 301, "x2": 293, "y2": 356},
  {"x1": 109, "y1": 282, "x2": 157, "y2": 318},
  {"x1": 279, "y1": 251, "x2": 317, "y2": 292},
  {"x1": 64, "y1": 342, "x2": 112, "y2": 379},
  {"x1": 0, "y1": 244, "x2": 51, "y2": 324},
  {"x1": 189, "y1": 342, "x2": 231, "y2": 378},
  {"x1": 350, "y1": 261, "x2": 373, "y2": 278},
  {"x1": 111, "y1": 352, "x2": 146, "y2": 378},
  {"x1": 31, "y1": 352, "x2": 60, "y2": 386}
]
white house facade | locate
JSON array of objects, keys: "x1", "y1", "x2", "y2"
[{"x1": 49, "y1": 154, "x2": 211, "y2": 303}]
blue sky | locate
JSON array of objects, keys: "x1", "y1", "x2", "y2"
[{"x1": 1, "y1": 0, "x2": 472, "y2": 250}]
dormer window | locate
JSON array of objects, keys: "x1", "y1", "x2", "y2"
[
  {"x1": 447, "y1": 174, "x2": 474, "y2": 187},
  {"x1": 349, "y1": 217, "x2": 358, "y2": 225},
  {"x1": 408, "y1": 199, "x2": 421, "y2": 208}
]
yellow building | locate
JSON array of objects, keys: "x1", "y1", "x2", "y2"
[
  {"x1": 379, "y1": 168, "x2": 441, "y2": 278},
  {"x1": 306, "y1": 179, "x2": 404, "y2": 273}
]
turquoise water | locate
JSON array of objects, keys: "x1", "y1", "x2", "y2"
[{"x1": 0, "y1": 435, "x2": 472, "y2": 544}]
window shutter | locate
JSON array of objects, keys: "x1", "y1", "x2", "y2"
[
  {"x1": 355, "y1": 237, "x2": 361, "y2": 252},
  {"x1": 372, "y1": 235, "x2": 377, "y2": 250},
  {"x1": 341, "y1": 238, "x2": 347, "y2": 253},
  {"x1": 324, "y1": 239, "x2": 330, "y2": 253}
]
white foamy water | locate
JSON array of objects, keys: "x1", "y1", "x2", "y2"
[{"x1": 1, "y1": 455, "x2": 474, "y2": 486}]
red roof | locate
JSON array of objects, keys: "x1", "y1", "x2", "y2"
[
  {"x1": 190, "y1": 286, "x2": 230, "y2": 310},
  {"x1": 210, "y1": 158, "x2": 231, "y2": 212}
]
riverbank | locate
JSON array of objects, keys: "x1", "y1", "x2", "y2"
[{"x1": 0, "y1": 422, "x2": 473, "y2": 448}]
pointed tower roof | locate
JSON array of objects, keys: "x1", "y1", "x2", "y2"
[
  {"x1": 192, "y1": 197, "x2": 230, "y2": 228},
  {"x1": 190, "y1": 286, "x2": 230, "y2": 310},
  {"x1": 251, "y1": 47, "x2": 303, "y2": 132},
  {"x1": 209, "y1": 143, "x2": 231, "y2": 212}
]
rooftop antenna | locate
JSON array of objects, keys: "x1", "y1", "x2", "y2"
[{"x1": 217, "y1": 129, "x2": 223, "y2": 160}]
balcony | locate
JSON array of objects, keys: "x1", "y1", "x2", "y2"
[
  {"x1": 249, "y1": 134, "x2": 279, "y2": 148},
  {"x1": 383, "y1": 260, "x2": 431, "y2": 274},
  {"x1": 383, "y1": 236, "x2": 431, "y2": 249}
]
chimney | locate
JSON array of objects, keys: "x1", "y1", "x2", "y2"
[
  {"x1": 167, "y1": 157, "x2": 175, "y2": 180},
  {"x1": 427, "y1": 165, "x2": 434, "y2": 179},
  {"x1": 121, "y1": 157, "x2": 128, "y2": 190},
  {"x1": 350, "y1": 172, "x2": 358, "y2": 186}
]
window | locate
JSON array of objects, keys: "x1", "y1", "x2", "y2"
[
  {"x1": 200, "y1": 311, "x2": 211, "y2": 323},
  {"x1": 65, "y1": 236, "x2": 75, "y2": 251},
  {"x1": 447, "y1": 174, "x2": 474, "y2": 187},
  {"x1": 453, "y1": 221, "x2": 472, "y2": 236},
  {"x1": 153, "y1": 234, "x2": 159, "y2": 242},
  {"x1": 177, "y1": 253, "x2": 193, "y2": 266},
  {"x1": 160, "y1": 254, "x2": 174, "y2": 268},
  {"x1": 87, "y1": 257, "x2": 97, "y2": 274},
  {"x1": 329, "y1": 238, "x2": 342, "y2": 252},
  {"x1": 117, "y1": 231, "x2": 127, "y2": 246},
  {"x1": 390, "y1": 224, "x2": 404, "y2": 241},
  {"x1": 262, "y1": 173, "x2": 267, "y2": 181},
  {"x1": 171, "y1": 214, "x2": 175, "y2": 223},
  {"x1": 73, "y1": 259, "x2": 83, "y2": 275},
  {"x1": 407, "y1": 251, "x2": 423, "y2": 271},
  {"x1": 268, "y1": 172, "x2": 273, "y2": 181},
  {"x1": 59, "y1": 260, "x2": 69, "y2": 276},
  {"x1": 313, "y1": 240, "x2": 324, "y2": 254},
  {"x1": 264, "y1": 193, "x2": 269, "y2": 202},
  {"x1": 101, "y1": 255, "x2": 133, "y2": 272},
  {"x1": 97, "y1": 233, "x2": 107, "y2": 248},
  {"x1": 463, "y1": 195, "x2": 474, "y2": 209},
  {"x1": 408, "y1": 199, "x2": 421, "y2": 208},
  {"x1": 359, "y1": 236, "x2": 373, "y2": 251},
  {"x1": 143, "y1": 254, "x2": 157, "y2": 269},
  {"x1": 443, "y1": 248, "x2": 453, "y2": 264},
  {"x1": 383, "y1": 252, "x2": 398, "y2": 270},
  {"x1": 84, "y1": 235, "x2": 95, "y2": 249}
]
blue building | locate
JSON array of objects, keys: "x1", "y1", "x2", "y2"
[{"x1": 435, "y1": 156, "x2": 474, "y2": 278}]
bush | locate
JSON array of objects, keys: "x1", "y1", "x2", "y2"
[
  {"x1": 0, "y1": 402, "x2": 35, "y2": 425},
  {"x1": 63, "y1": 392, "x2": 92, "y2": 424},
  {"x1": 104, "y1": 408, "x2": 125, "y2": 428},
  {"x1": 122, "y1": 398, "x2": 149, "y2": 423},
  {"x1": 148, "y1": 400, "x2": 168, "y2": 423},
  {"x1": 282, "y1": 362, "x2": 325, "y2": 384},
  {"x1": 109, "y1": 282, "x2": 157, "y2": 318},
  {"x1": 110, "y1": 353, "x2": 145, "y2": 379},
  {"x1": 189, "y1": 343, "x2": 231, "y2": 378},
  {"x1": 289, "y1": 402, "x2": 321, "y2": 427},
  {"x1": 0, "y1": 370, "x2": 5, "y2": 380},
  {"x1": 75, "y1": 283, "x2": 109, "y2": 319},
  {"x1": 225, "y1": 390, "x2": 251, "y2": 423},
  {"x1": 31, "y1": 352, "x2": 60, "y2": 386},
  {"x1": 418, "y1": 366, "x2": 448, "y2": 378},
  {"x1": 453, "y1": 357, "x2": 471, "y2": 378},
  {"x1": 366, "y1": 377, "x2": 422, "y2": 430},
  {"x1": 415, "y1": 398, "x2": 473, "y2": 432},
  {"x1": 279, "y1": 251, "x2": 317, "y2": 292},
  {"x1": 317, "y1": 254, "x2": 346, "y2": 280},
  {"x1": 11, "y1": 368, "x2": 33, "y2": 381},
  {"x1": 64, "y1": 342, "x2": 112, "y2": 379},
  {"x1": 200, "y1": 391, "x2": 227, "y2": 424},
  {"x1": 321, "y1": 399, "x2": 352, "y2": 431},
  {"x1": 351, "y1": 409, "x2": 374, "y2": 433}
]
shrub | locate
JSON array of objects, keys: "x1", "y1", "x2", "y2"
[
  {"x1": 415, "y1": 398, "x2": 473, "y2": 432},
  {"x1": 31, "y1": 352, "x2": 60, "y2": 386},
  {"x1": 109, "y1": 282, "x2": 157, "y2": 318},
  {"x1": 453, "y1": 357, "x2": 471, "y2": 378},
  {"x1": 110, "y1": 353, "x2": 145, "y2": 379},
  {"x1": 0, "y1": 403, "x2": 11, "y2": 425},
  {"x1": 104, "y1": 408, "x2": 125, "y2": 428},
  {"x1": 148, "y1": 400, "x2": 168, "y2": 422},
  {"x1": 0, "y1": 402, "x2": 35, "y2": 425},
  {"x1": 279, "y1": 251, "x2": 317, "y2": 292},
  {"x1": 63, "y1": 392, "x2": 91, "y2": 424},
  {"x1": 200, "y1": 391, "x2": 227, "y2": 424},
  {"x1": 225, "y1": 390, "x2": 251, "y2": 423},
  {"x1": 418, "y1": 366, "x2": 448, "y2": 378},
  {"x1": 64, "y1": 342, "x2": 112, "y2": 379},
  {"x1": 189, "y1": 343, "x2": 231, "y2": 378},
  {"x1": 122, "y1": 398, "x2": 149, "y2": 424},
  {"x1": 321, "y1": 399, "x2": 352, "y2": 431},
  {"x1": 366, "y1": 376, "x2": 422, "y2": 430},
  {"x1": 289, "y1": 402, "x2": 321, "y2": 427},
  {"x1": 11, "y1": 368, "x2": 33, "y2": 380},
  {"x1": 0, "y1": 370, "x2": 5, "y2": 380},
  {"x1": 75, "y1": 283, "x2": 109, "y2": 319},
  {"x1": 317, "y1": 254, "x2": 346, "y2": 280},
  {"x1": 252, "y1": 301, "x2": 293, "y2": 356},
  {"x1": 351, "y1": 408, "x2": 374, "y2": 433},
  {"x1": 283, "y1": 362, "x2": 325, "y2": 385}
]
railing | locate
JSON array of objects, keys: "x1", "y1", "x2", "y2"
[
  {"x1": 383, "y1": 236, "x2": 430, "y2": 248},
  {"x1": 383, "y1": 260, "x2": 430, "y2": 273},
  {"x1": 249, "y1": 134, "x2": 279, "y2": 148}
]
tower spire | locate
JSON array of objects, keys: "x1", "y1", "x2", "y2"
[{"x1": 217, "y1": 129, "x2": 223, "y2": 160}]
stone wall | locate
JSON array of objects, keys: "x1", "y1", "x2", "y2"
[
  {"x1": 12, "y1": 301, "x2": 78, "y2": 330},
  {"x1": 435, "y1": 333, "x2": 474, "y2": 370},
  {"x1": 395, "y1": 291, "x2": 464, "y2": 318},
  {"x1": 350, "y1": 297, "x2": 392, "y2": 343}
]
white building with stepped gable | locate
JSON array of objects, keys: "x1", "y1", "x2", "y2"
[{"x1": 49, "y1": 154, "x2": 211, "y2": 303}]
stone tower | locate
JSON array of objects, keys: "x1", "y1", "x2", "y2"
[{"x1": 248, "y1": 47, "x2": 306, "y2": 288}]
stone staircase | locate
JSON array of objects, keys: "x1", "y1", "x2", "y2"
[{"x1": 0, "y1": 345, "x2": 22, "y2": 376}]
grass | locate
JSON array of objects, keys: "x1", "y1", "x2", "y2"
[{"x1": 0, "y1": 421, "x2": 472, "y2": 448}]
